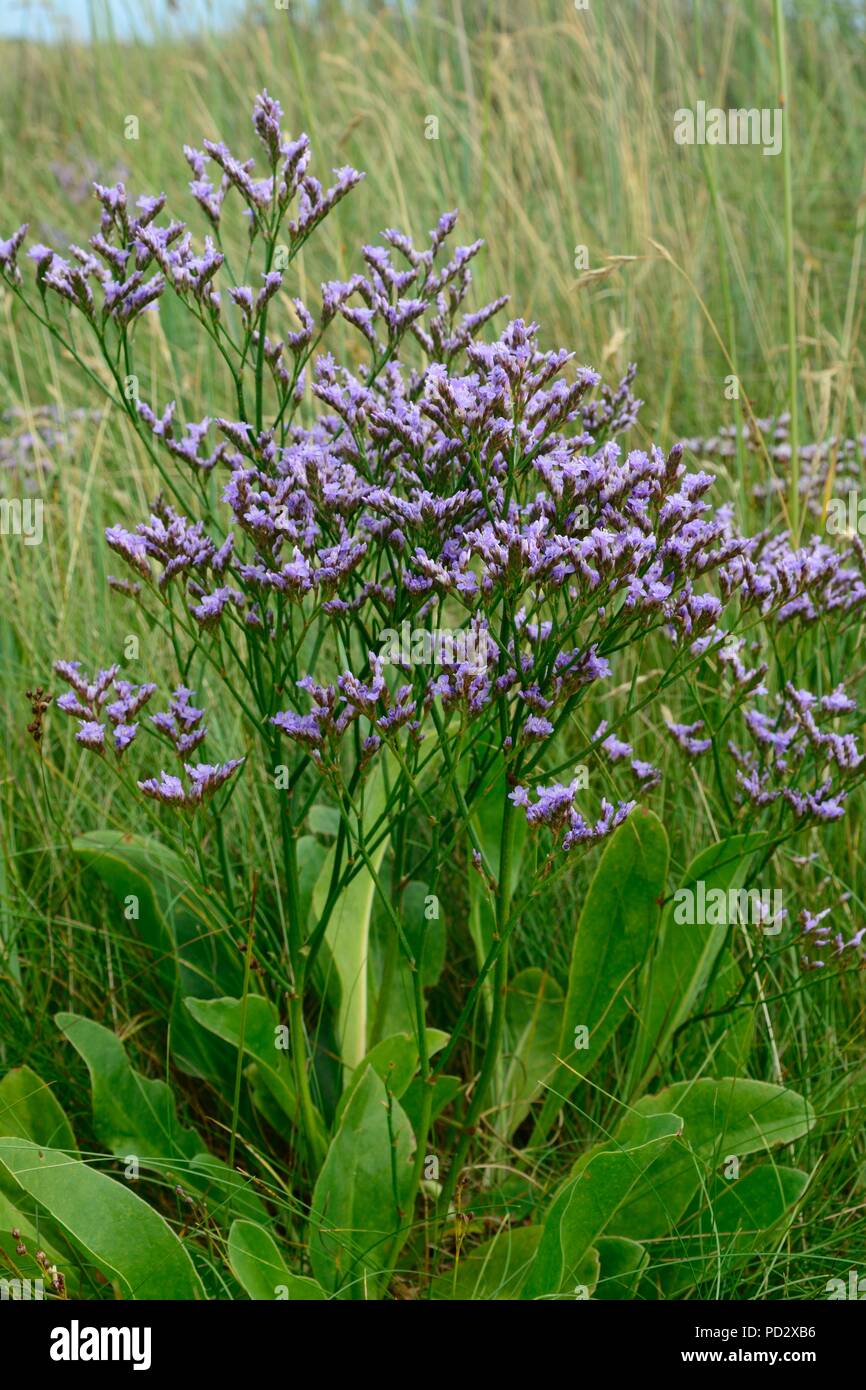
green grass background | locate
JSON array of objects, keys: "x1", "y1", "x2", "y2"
[{"x1": 1, "y1": 0, "x2": 865, "y2": 1298}]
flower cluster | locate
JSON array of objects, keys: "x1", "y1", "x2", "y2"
[
  {"x1": 137, "y1": 760, "x2": 244, "y2": 809},
  {"x1": 53, "y1": 661, "x2": 155, "y2": 756},
  {"x1": 685, "y1": 413, "x2": 865, "y2": 518},
  {"x1": 729, "y1": 682, "x2": 863, "y2": 824},
  {"x1": 4, "y1": 89, "x2": 865, "y2": 901},
  {"x1": 508, "y1": 779, "x2": 635, "y2": 851},
  {"x1": 799, "y1": 905, "x2": 866, "y2": 971}
]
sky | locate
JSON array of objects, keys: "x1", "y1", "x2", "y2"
[{"x1": 0, "y1": 0, "x2": 250, "y2": 43}]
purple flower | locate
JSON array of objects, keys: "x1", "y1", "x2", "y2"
[
  {"x1": 76, "y1": 720, "x2": 106, "y2": 751},
  {"x1": 150, "y1": 687, "x2": 207, "y2": 755},
  {"x1": 184, "y1": 759, "x2": 245, "y2": 802},
  {"x1": 114, "y1": 723, "x2": 139, "y2": 753},
  {"x1": 509, "y1": 779, "x2": 635, "y2": 852},
  {"x1": 0, "y1": 224, "x2": 28, "y2": 282},
  {"x1": 522, "y1": 715, "x2": 554, "y2": 741},
  {"x1": 631, "y1": 759, "x2": 662, "y2": 789},
  {"x1": 137, "y1": 758, "x2": 243, "y2": 807},
  {"x1": 666, "y1": 719, "x2": 712, "y2": 757},
  {"x1": 138, "y1": 771, "x2": 187, "y2": 804}
]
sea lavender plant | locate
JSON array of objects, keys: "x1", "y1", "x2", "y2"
[{"x1": 3, "y1": 90, "x2": 863, "y2": 1300}]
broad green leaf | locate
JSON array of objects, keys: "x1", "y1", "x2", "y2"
[
  {"x1": 312, "y1": 754, "x2": 396, "y2": 1074},
  {"x1": 400, "y1": 1073, "x2": 461, "y2": 1134},
  {"x1": 430, "y1": 1226, "x2": 600, "y2": 1301},
  {"x1": 631, "y1": 834, "x2": 764, "y2": 1093},
  {"x1": 499, "y1": 968, "x2": 563, "y2": 1140},
  {"x1": 184, "y1": 994, "x2": 301, "y2": 1128},
  {"x1": 431, "y1": 1225, "x2": 542, "y2": 1300},
  {"x1": 72, "y1": 832, "x2": 241, "y2": 1081},
  {"x1": 467, "y1": 758, "x2": 528, "y2": 1022},
  {"x1": 534, "y1": 810, "x2": 668, "y2": 1141},
  {"x1": 309, "y1": 1067, "x2": 414, "y2": 1298},
  {"x1": 0, "y1": 1138, "x2": 203, "y2": 1299},
  {"x1": 297, "y1": 834, "x2": 328, "y2": 934},
  {"x1": 308, "y1": 805, "x2": 340, "y2": 838},
  {"x1": 608, "y1": 1078, "x2": 815, "y2": 1241},
  {"x1": 0, "y1": 1188, "x2": 78, "y2": 1296},
  {"x1": 245, "y1": 1064, "x2": 295, "y2": 1141},
  {"x1": 0, "y1": 1066, "x2": 77, "y2": 1153},
  {"x1": 369, "y1": 880, "x2": 446, "y2": 1039},
  {"x1": 55, "y1": 1013, "x2": 267, "y2": 1226},
  {"x1": 594, "y1": 1236, "x2": 649, "y2": 1299},
  {"x1": 656, "y1": 1164, "x2": 809, "y2": 1297},
  {"x1": 400, "y1": 880, "x2": 446, "y2": 988},
  {"x1": 56, "y1": 1012, "x2": 201, "y2": 1162},
  {"x1": 334, "y1": 1029, "x2": 448, "y2": 1127},
  {"x1": 472, "y1": 756, "x2": 528, "y2": 887},
  {"x1": 523, "y1": 1111, "x2": 682, "y2": 1300},
  {"x1": 228, "y1": 1220, "x2": 326, "y2": 1301}
]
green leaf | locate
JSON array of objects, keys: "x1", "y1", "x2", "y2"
[
  {"x1": 184, "y1": 994, "x2": 300, "y2": 1126},
  {"x1": 0, "y1": 1188, "x2": 79, "y2": 1296},
  {"x1": 523, "y1": 1110, "x2": 682, "y2": 1299},
  {"x1": 401, "y1": 881, "x2": 446, "y2": 988},
  {"x1": 0, "y1": 1066, "x2": 77, "y2": 1153},
  {"x1": 185, "y1": 995, "x2": 327, "y2": 1157},
  {"x1": 467, "y1": 758, "x2": 527, "y2": 1022},
  {"x1": 228, "y1": 1220, "x2": 326, "y2": 1300},
  {"x1": 72, "y1": 832, "x2": 241, "y2": 1081},
  {"x1": 308, "y1": 805, "x2": 341, "y2": 839},
  {"x1": 334, "y1": 1029, "x2": 447, "y2": 1127},
  {"x1": 0, "y1": 1138, "x2": 204, "y2": 1299},
  {"x1": 656, "y1": 1164, "x2": 809, "y2": 1297},
  {"x1": 631, "y1": 834, "x2": 764, "y2": 1093},
  {"x1": 244, "y1": 1065, "x2": 295, "y2": 1140},
  {"x1": 607, "y1": 1077, "x2": 815, "y2": 1241},
  {"x1": 55, "y1": 1012, "x2": 267, "y2": 1226},
  {"x1": 430, "y1": 1227, "x2": 600, "y2": 1301},
  {"x1": 431, "y1": 1225, "x2": 542, "y2": 1300},
  {"x1": 534, "y1": 810, "x2": 669, "y2": 1140},
  {"x1": 297, "y1": 834, "x2": 328, "y2": 935},
  {"x1": 56, "y1": 1012, "x2": 201, "y2": 1162},
  {"x1": 400, "y1": 1073, "x2": 461, "y2": 1134},
  {"x1": 312, "y1": 754, "x2": 396, "y2": 1073},
  {"x1": 499, "y1": 968, "x2": 564, "y2": 1140},
  {"x1": 369, "y1": 880, "x2": 446, "y2": 1039},
  {"x1": 594, "y1": 1236, "x2": 649, "y2": 1299},
  {"x1": 309, "y1": 1067, "x2": 414, "y2": 1298}
]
